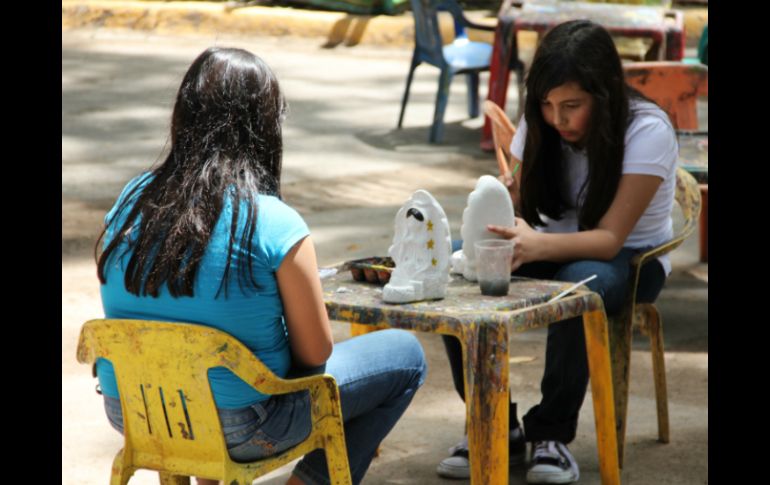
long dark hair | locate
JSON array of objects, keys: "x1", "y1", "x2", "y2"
[
  {"x1": 96, "y1": 47, "x2": 286, "y2": 298},
  {"x1": 520, "y1": 20, "x2": 638, "y2": 230}
]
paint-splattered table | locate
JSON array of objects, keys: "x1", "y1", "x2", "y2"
[{"x1": 322, "y1": 270, "x2": 621, "y2": 485}]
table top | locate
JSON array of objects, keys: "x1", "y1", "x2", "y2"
[
  {"x1": 504, "y1": 1, "x2": 672, "y2": 31},
  {"x1": 322, "y1": 268, "x2": 604, "y2": 333}
]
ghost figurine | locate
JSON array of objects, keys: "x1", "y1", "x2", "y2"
[
  {"x1": 451, "y1": 175, "x2": 516, "y2": 281},
  {"x1": 383, "y1": 190, "x2": 452, "y2": 303}
]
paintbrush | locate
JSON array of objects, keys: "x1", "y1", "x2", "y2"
[{"x1": 546, "y1": 274, "x2": 598, "y2": 303}]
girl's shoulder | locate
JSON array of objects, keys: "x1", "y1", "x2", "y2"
[
  {"x1": 628, "y1": 99, "x2": 675, "y2": 133},
  {"x1": 623, "y1": 100, "x2": 678, "y2": 174},
  {"x1": 626, "y1": 99, "x2": 676, "y2": 145},
  {"x1": 105, "y1": 171, "x2": 155, "y2": 226},
  {"x1": 256, "y1": 193, "x2": 301, "y2": 216},
  {"x1": 252, "y1": 194, "x2": 308, "y2": 231},
  {"x1": 120, "y1": 171, "x2": 154, "y2": 199}
]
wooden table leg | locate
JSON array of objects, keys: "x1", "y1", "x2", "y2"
[
  {"x1": 608, "y1": 312, "x2": 632, "y2": 469},
  {"x1": 463, "y1": 324, "x2": 510, "y2": 485},
  {"x1": 583, "y1": 309, "x2": 621, "y2": 485}
]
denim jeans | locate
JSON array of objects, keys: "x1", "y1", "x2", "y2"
[
  {"x1": 443, "y1": 245, "x2": 666, "y2": 444},
  {"x1": 104, "y1": 328, "x2": 427, "y2": 485}
]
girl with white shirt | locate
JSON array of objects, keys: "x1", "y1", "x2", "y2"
[{"x1": 438, "y1": 19, "x2": 677, "y2": 484}]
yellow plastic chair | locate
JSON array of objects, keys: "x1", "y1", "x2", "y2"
[
  {"x1": 610, "y1": 167, "x2": 701, "y2": 467},
  {"x1": 77, "y1": 319, "x2": 352, "y2": 485}
]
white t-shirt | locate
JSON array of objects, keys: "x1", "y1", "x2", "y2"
[{"x1": 510, "y1": 99, "x2": 678, "y2": 275}]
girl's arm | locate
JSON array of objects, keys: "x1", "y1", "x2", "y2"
[
  {"x1": 276, "y1": 236, "x2": 333, "y2": 367},
  {"x1": 489, "y1": 173, "x2": 663, "y2": 271}
]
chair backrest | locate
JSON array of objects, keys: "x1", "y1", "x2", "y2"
[
  {"x1": 623, "y1": 62, "x2": 708, "y2": 130},
  {"x1": 624, "y1": 167, "x2": 700, "y2": 317},
  {"x1": 78, "y1": 320, "x2": 273, "y2": 477},
  {"x1": 76, "y1": 319, "x2": 311, "y2": 480},
  {"x1": 410, "y1": 0, "x2": 468, "y2": 67},
  {"x1": 636, "y1": 167, "x2": 701, "y2": 267},
  {"x1": 672, "y1": 166, "x2": 701, "y2": 248},
  {"x1": 483, "y1": 100, "x2": 517, "y2": 175}
]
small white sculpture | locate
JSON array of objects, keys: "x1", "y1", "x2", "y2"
[
  {"x1": 383, "y1": 190, "x2": 452, "y2": 303},
  {"x1": 452, "y1": 175, "x2": 516, "y2": 281}
]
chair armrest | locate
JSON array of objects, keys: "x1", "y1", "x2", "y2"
[
  {"x1": 442, "y1": 0, "x2": 497, "y2": 32},
  {"x1": 631, "y1": 167, "x2": 702, "y2": 271},
  {"x1": 461, "y1": 17, "x2": 497, "y2": 32},
  {"x1": 223, "y1": 346, "x2": 339, "y2": 396},
  {"x1": 630, "y1": 237, "x2": 687, "y2": 271}
]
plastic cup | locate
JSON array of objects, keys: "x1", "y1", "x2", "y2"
[{"x1": 474, "y1": 239, "x2": 515, "y2": 296}]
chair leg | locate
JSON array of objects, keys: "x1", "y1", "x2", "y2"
[
  {"x1": 318, "y1": 380, "x2": 353, "y2": 485},
  {"x1": 110, "y1": 449, "x2": 135, "y2": 485},
  {"x1": 639, "y1": 304, "x2": 670, "y2": 444},
  {"x1": 466, "y1": 72, "x2": 480, "y2": 118},
  {"x1": 430, "y1": 68, "x2": 453, "y2": 143},
  {"x1": 159, "y1": 473, "x2": 191, "y2": 485},
  {"x1": 325, "y1": 438, "x2": 354, "y2": 485},
  {"x1": 608, "y1": 315, "x2": 633, "y2": 469},
  {"x1": 397, "y1": 57, "x2": 420, "y2": 129}
]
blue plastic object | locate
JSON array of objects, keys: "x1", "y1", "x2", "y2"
[{"x1": 397, "y1": 0, "x2": 496, "y2": 143}]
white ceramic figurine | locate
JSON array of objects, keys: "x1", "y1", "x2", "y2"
[
  {"x1": 383, "y1": 190, "x2": 452, "y2": 303},
  {"x1": 451, "y1": 175, "x2": 516, "y2": 281}
]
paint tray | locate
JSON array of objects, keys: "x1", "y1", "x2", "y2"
[{"x1": 346, "y1": 257, "x2": 395, "y2": 285}]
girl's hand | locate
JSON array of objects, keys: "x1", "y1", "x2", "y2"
[
  {"x1": 498, "y1": 171, "x2": 516, "y2": 192},
  {"x1": 498, "y1": 172, "x2": 520, "y2": 210},
  {"x1": 487, "y1": 218, "x2": 542, "y2": 272}
]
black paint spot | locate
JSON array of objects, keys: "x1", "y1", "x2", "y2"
[{"x1": 406, "y1": 208, "x2": 424, "y2": 221}]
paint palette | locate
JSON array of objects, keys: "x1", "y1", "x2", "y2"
[{"x1": 346, "y1": 257, "x2": 395, "y2": 285}]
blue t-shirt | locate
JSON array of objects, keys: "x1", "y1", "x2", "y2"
[{"x1": 96, "y1": 172, "x2": 310, "y2": 408}]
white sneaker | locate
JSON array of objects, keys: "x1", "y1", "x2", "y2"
[
  {"x1": 436, "y1": 429, "x2": 527, "y2": 479},
  {"x1": 436, "y1": 435, "x2": 471, "y2": 479},
  {"x1": 526, "y1": 441, "x2": 580, "y2": 484}
]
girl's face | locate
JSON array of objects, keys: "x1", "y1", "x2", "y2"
[{"x1": 540, "y1": 81, "x2": 594, "y2": 146}]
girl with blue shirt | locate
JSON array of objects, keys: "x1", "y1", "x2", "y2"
[{"x1": 95, "y1": 47, "x2": 427, "y2": 485}]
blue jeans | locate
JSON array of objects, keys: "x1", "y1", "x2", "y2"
[
  {"x1": 104, "y1": 328, "x2": 427, "y2": 485},
  {"x1": 444, "y1": 244, "x2": 666, "y2": 444}
]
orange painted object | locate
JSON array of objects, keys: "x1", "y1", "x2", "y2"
[{"x1": 623, "y1": 61, "x2": 708, "y2": 130}]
